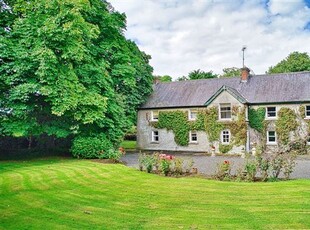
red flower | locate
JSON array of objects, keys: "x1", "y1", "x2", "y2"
[{"x1": 224, "y1": 160, "x2": 230, "y2": 164}]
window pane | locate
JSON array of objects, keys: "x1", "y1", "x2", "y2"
[
  {"x1": 190, "y1": 110, "x2": 197, "y2": 120},
  {"x1": 306, "y1": 106, "x2": 310, "y2": 117},
  {"x1": 152, "y1": 111, "x2": 159, "y2": 120},
  {"x1": 222, "y1": 130, "x2": 230, "y2": 143},
  {"x1": 152, "y1": 131, "x2": 159, "y2": 142},
  {"x1": 220, "y1": 104, "x2": 231, "y2": 119},
  {"x1": 192, "y1": 134, "x2": 197, "y2": 141},
  {"x1": 268, "y1": 131, "x2": 276, "y2": 142},
  {"x1": 267, "y1": 107, "x2": 276, "y2": 117}
]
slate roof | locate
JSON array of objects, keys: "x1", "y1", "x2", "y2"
[{"x1": 140, "y1": 71, "x2": 310, "y2": 109}]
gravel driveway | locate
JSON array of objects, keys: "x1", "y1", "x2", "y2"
[{"x1": 121, "y1": 153, "x2": 310, "y2": 179}]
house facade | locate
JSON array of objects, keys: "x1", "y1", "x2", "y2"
[{"x1": 137, "y1": 69, "x2": 310, "y2": 154}]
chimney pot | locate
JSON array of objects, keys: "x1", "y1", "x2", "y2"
[{"x1": 241, "y1": 67, "x2": 250, "y2": 82}]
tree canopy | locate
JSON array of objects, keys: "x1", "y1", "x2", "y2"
[
  {"x1": 153, "y1": 75, "x2": 172, "y2": 83},
  {"x1": 0, "y1": 0, "x2": 153, "y2": 157},
  {"x1": 177, "y1": 69, "x2": 217, "y2": 81},
  {"x1": 267, "y1": 52, "x2": 310, "y2": 74},
  {"x1": 220, "y1": 67, "x2": 241, "y2": 78}
]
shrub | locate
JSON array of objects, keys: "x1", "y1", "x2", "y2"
[
  {"x1": 214, "y1": 160, "x2": 231, "y2": 180},
  {"x1": 139, "y1": 153, "x2": 156, "y2": 173},
  {"x1": 160, "y1": 159, "x2": 171, "y2": 176},
  {"x1": 71, "y1": 134, "x2": 114, "y2": 159},
  {"x1": 244, "y1": 161, "x2": 257, "y2": 181},
  {"x1": 219, "y1": 144, "x2": 232, "y2": 154},
  {"x1": 138, "y1": 153, "x2": 194, "y2": 176}
]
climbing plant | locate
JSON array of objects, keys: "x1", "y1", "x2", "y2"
[
  {"x1": 155, "y1": 111, "x2": 190, "y2": 146},
  {"x1": 248, "y1": 107, "x2": 266, "y2": 133},
  {"x1": 152, "y1": 106, "x2": 247, "y2": 148},
  {"x1": 299, "y1": 105, "x2": 310, "y2": 133},
  {"x1": 203, "y1": 107, "x2": 225, "y2": 142},
  {"x1": 275, "y1": 108, "x2": 298, "y2": 145},
  {"x1": 226, "y1": 107, "x2": 247, "y2": 146}
]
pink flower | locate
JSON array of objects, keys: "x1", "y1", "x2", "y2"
[{"x1": 224, "y1": 160, "x2": 230, "y2": 164}]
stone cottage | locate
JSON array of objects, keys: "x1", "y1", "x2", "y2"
[{"x1": 137, "y1": 69, "x2": 310, "y2": 154}]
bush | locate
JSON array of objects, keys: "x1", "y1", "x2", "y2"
[
  {"x1": 244, "y1": 161, "x2": 257, "y2": 181},
  {"x1": 71, "y1": 134, "x2": 114, "y2": 159},
  {"x1": 138, "y1": 152, "x2": 194, "y2": 176},
  {"x1": 214, "y1": 160, "x2": 231, "y2": 180}
]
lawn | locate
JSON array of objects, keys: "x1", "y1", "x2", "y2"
[
  {"x1": 120, "y1": 140, "x2": 136, "y2": 150},
  {"x1": 0, "y1": 159, "x2": 310, "y2": 229}
]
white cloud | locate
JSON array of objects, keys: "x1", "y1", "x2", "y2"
[{"x1": 109, "y1": 0, "x2": 310, "y2": 79}]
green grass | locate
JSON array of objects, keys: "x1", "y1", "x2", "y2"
[
  {"x1": 120, "y1": 140, "x2": 136, "y2": 149},
  {"x1": 1, "y1": 159, "x2": 310, "y2": 229}
]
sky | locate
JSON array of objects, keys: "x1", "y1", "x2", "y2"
[{"x1": 109, "y1": 0, "x2": 310, "y2": 79}]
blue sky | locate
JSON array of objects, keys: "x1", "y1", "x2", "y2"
[{"x1": 109, "y1": 0, "x2": 310, "y2": 79}]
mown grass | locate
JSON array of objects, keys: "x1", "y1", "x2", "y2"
[
  {"x1": 0, "y1": 159, "x2": 310, "y2": 229},
  {"x1": 120, "y1": 140, "x2": 136, "y2": 150}
]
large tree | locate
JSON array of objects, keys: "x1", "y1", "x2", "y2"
[
  {"x1": 267, "y1": 52, "x2": 310, "y2": 74},
  {"x1": 177, "y1": 69, "x2": 217, "y2": 81},
  {"x1": 0, "y1": 0, "x2": 153, "y2": 157},
  {"x1": 220, "y1": 67, "x2": 241, "y2": 78}
]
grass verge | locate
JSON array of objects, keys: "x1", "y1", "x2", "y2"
[
  {"x1": 120, "y1": 140, "x2": 136, "y2": 150},
  {"x1": 0, "y1": 159, "x2": 309, "y2": 229}
]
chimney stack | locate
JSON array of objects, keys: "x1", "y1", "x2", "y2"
[{"x1": 241, "y1": 67, "x2": 250, "y2": 82}]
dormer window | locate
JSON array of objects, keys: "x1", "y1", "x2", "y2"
[
  {"x1": 266, "y1": 107, "x2": 276, "y2": 119},
  {"x1": 306, "y1": 105, "x2": 310, "y2": 118},
  {"x1": 219, "y1": 103, "x2": 231, "y2": 120},
  {"x1": 188, "y1": 110, "x2": 198, "y2": 120},
  {"x1": 151, "y1": 110, "x2": 159, "y2": 121}
]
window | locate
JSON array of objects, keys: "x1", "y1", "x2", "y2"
[
  {"x1": 306, "y1": 105, "x2": 310, "y2": 118},
  {"x1": 307, "y1": 135, "x2": 310, "y2": 145},
  {"x1": 221, "y1": 130, "x2": 230, "y2": 144},
  {"x1": 267, "y1": 131, "x2": 277, "y2": 144},
  {"x1": 219, "y1": 103, "x2": 231, "y2": 120},
  {"x1": 188, "y1": 110, "x2": 198, "y2": 120},
  {"x1": 151, "y1": 110, "x2": 159, "y2": 121},
  {"x1": 189, "y1": 131, "x2": 198, "y2": 143},
  {"x1": 266, "y1": 107, "x2": 276, "y2": 118},
  {"x1": 151, "y1": 130, "x2": 159, "y2": 142}
]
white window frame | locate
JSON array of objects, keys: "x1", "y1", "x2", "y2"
[
  {"x1": 305, "y1": 105, "x2": 310, "y2": 118},
  {"x1": 188, "y1": 109, "x2": 198, "y2": 121},
  {"x1": 221, "y1": 130, "x2": 230, "y2": 144},
  {"x1": 219, "y1": 103, "x2": 232, "y2": 120},
  {"x1": 151, "y1": 110, "x2": 159, "y2": 121},
  {"x1": 266, "y1": 106, "x2": 277, "y2": 119},
  {"x1": 151, "y1": 130, "x2": 159, "y2": 143},
  {"x1": 189, "y1": 131, "x2": 198, "y2": 143},
  {"x1": 267, "y1": 131, "x2": 277, "y2": 145}
]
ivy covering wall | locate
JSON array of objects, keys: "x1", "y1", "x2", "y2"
[
  {"x1": 299, "y1": 106, "x2": 310, "y2": 133},
  {"x1": 150, "y1": 104, "x2": 309, "y2": 151},
  {"x1": 248, "y1": 107, "x2": 266, "y2": 133},
  {"x1": 154, "y1": 111, "x2": 190, "y2": 146},
  {"x1": 276, "y1": 108, "x2": 298, "y2": 145},
  {"x1": 151, "y1": 106, "x2": 246, "y2": 147}
]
